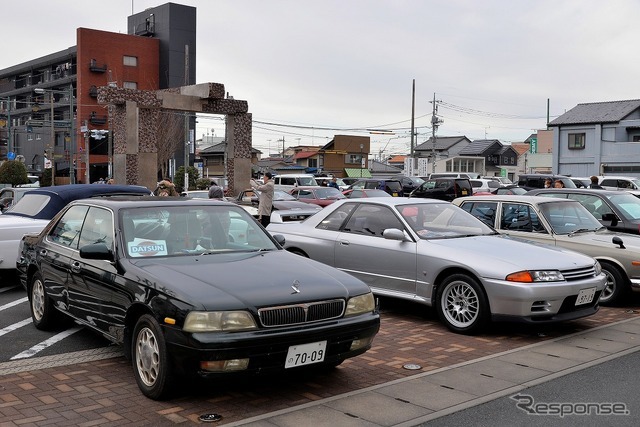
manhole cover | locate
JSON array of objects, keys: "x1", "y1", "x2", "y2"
[
  {"x1": 403, "y1": 363, "x2": 422, "y2": 370},
  {"x1": 199, "y1": 413, "x2": 223, "y2": 423}
]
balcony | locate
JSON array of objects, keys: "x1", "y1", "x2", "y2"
[
  {"x1": 89, "y1": 59, "x2": 107, "y2": 73},
  {"x1": 89, "y1": 112, "x2": 107, "y2": 125}
]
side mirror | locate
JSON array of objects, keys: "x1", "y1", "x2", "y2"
[
  {"x1": 272, "y1": 234, "x2": 286, "y2": 246},
  {"x1": 382, "y1": 228, "x2": 407, "y2": 241},
  {"x1": 80, "y1": 243, "x2": 115, "y2": 261},
  {"x1": 601, "y1": 212, "x2": 619, "y2": 226}
]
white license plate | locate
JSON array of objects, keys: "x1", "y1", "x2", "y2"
[
  {"x1": 575, "y1": 287, "x2": 597, "y2": 306},
  {"x1": 285, "y1": 340, "x2": 327, "y2": 368}
]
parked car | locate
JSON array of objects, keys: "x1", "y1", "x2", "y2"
[
  {"x1": 492, "y1": 185, "x2": 527, "y2": 195},
  {"x1": 409, "y1": 177, "x2": 472, "y2": 201},
  {"x1": 0, "y1": 184, "x2": 151, "y2": 277},
  {"x1": 454, "y1": 195, "x2": 640, "y2": 305},
  {"x1": 599, "y1": 176, "x2": 640, "y2": 196},
  {"x1": 470, "y1": 179, "x2": 501, "y2": 194},
  {"x1": 0, "y1": 187, "x2": 35, "y2": 212},
  {"x1": 233, "y1": 189, "x2": 322, "y2": 221},
  {"x1": 17, "y1": 198, "x2": 380, "y2": 399},
  {"x1": 571, "y1": 177, "x2": 593, "y2": 188},
  {"x1": 428, "y1": 172, "x2": 480, "y2": 179},
  {"x1": 390, "y1": 175, "x2": 425, "y2": 195},
  {"x1": 180, "y1": 190, "x2": 210, "y2": 199},
  {"x1": 290, "y1": 186, "x2": 346, "y2": 207},
  {"x1": 268, "y1": 198, "x2": 605, "y2": 334},
  {"x1": 348, "y1": 178, "x2": 404, "y2": 197},
  {"x1": 341, "y1": 178, "x2": 360, "y2": 187},
  {"x1": 272, "y1": 174, "x2": 319, "y2": 192},
  {"x1": 316, "y1": 176, "x2": 349, "y2": 191},
  {"x1": 483, "y1": 176, "x2": 513, "y2": 187},
  {"x1": 517, "y1": 174, "x2": 577, "y2": 191},
  {"x1": 526, "y1": 188, "x2": 640, "y2": 235},
  {"x1": 343, "y1": 189, "x2": 392, "y2": 198}
]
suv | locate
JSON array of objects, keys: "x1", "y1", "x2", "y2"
[
  {"x1": 599, "y1": 176, "x2": 640, "y2": 196},
  {"x1": 409, "y1": 177, "x2": 472, "y2": 201},
  {"x1": 390, "y1": 175, "x2": 425, "y2": 194},
  {"x1": 349, "y1": 178, "x2": 404, "y2": 197},
  {"x1": 272, "y1": 174, "x2": 318, "y2": 191},
  {"x1": 516, "y1": 174, "x2": 576, "y2": 191}
]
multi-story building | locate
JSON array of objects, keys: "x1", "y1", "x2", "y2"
[{"x1": 0, "y1": 2, "x2": 195, "y2": 184}]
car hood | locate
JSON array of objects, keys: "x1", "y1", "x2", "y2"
[
  {"x1": 273, "y1": 200, "x2": 322, "y2": 210},
  {"x1": 126, "y1": 250, "x2": 369, "y2": 311},
  {"x1": 557, "y1": 229, "x2": 640, "y2": 250},
  {"x1": 0, "y1": 215, "x2": 50, "y2": 236},
  {"x1": 424, "y1": 234, "x2": 597, "y2": 277}
]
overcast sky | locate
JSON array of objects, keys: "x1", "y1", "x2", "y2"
[{"x1": 2, "y1": 0, "x2": 639, "y2": 157}]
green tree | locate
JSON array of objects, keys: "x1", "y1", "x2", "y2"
[
  {"x1": 40, "y1": 168, "x2": 52, "y2": 187},
  {"x1": 173, "y1": 166, "x2": 199, "y2": 191},
  {"x1": 195, "y1": 178, "x2": 210, "y2": 190},
  {"x1": 0, "y1": 160, "x2": 29, "y2": 186}
]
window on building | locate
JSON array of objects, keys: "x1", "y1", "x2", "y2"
[
  {"x1": 568, "y1": 133, "x2": 585, "y2": 149},
  {"x1": 633, "y1": 135, "x2": 640, "y2": 142},
  {"x1": 36, "y1": 134, "x2": 41, "y2": 140},
  {"x1": 308, "y1": 158, "x2": 318, "y2": 168},
  {"x1": 123, "y1": 56, "x2": 138, "y2": 66},
  {"x1": 345, "y1": 154, "x2": 363, "y2": 164},
  {"x1": 123, "y1": 81, "x2": 137, "y2": 89}
]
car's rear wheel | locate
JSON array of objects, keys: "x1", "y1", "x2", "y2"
[
  {"x1": 30, "y1": 272, "x2": 59, "y2": 330},
  {"x1": 132, "y1": 314, "x2": 174, "y2": 400},
  {"x1": 599, "y1": 262, "x2": 627, "y2": 306},
  {"x1": 436, "y1": 274, "x2": 488, "y2": 335}
]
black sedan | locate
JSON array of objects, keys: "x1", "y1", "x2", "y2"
[
  {"x1": 17, "y1": 198, "x2": 379, "y2": 400},
  {"x1": 527, "y1": 188, "x2": 640, "y2": 235}
]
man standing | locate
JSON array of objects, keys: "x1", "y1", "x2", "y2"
[
  {"x1": 251, "y1": 172, "x2": 274, "y2": 227},
  {"x1": 589, "y1": 176, "x2": 604, "y2": 189},
  {"x1": 328, "y1": 177, "x2": 339, "y2": 189},
  {"x1": 208, "y1": 181, "x2": 224, "y2": 199}
]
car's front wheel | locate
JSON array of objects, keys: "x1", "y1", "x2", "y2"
[
  {"x1": 599, "y1": 262, "x2": 627, "y2": 306},
  {"x1": 132, "y1": 314, "x2": 174, "y2": 400},
  {"x1": 436, "y1": 274, "x2": 488, "y2": 335},
  {"x1": 29, "y1": 272, "x2": 60, "y2": 330}
]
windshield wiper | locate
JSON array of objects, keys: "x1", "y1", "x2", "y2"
[{"x1": 568, "y1": 228, "x2": 593, "y2": 236}]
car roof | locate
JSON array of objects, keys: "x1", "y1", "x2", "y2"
[
  {"x1": 66, "y1": 196, "x2": 236, "y2": 210},
  {"x1": 454, "y1": 194, "x2": 581, "y2": 204},
  {"x1": 527, "y1": 188, "x2": 631, "y2": 196}
]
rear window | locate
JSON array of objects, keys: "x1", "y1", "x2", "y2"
[{"x1": 385, "y1": 181, "x2": 402, "y2": 192}]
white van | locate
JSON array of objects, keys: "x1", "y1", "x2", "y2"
[
  {"x1": 272, "y1": 174, "x2": 318, "y2": 191},
  {"x1": 599, "y1": 176, "x2": 640, "y2": 196}
]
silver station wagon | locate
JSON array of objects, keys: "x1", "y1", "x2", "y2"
[{"x1": 268, "y1": 198, "x2": 606, "y2": 334}]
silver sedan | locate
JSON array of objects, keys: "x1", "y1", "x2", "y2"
[
  {"x1": 454, "y1": 195, "x2": 640, "y2": 306},
  {"x1": 268, "y1": 198, "x2": 606, "y2": 334}
]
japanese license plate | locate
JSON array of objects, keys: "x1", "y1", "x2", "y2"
[
  {"x1": 575, "y1": 287, "x2": 596, "y2": 306},
  {"x1": 285, "y1": 340, "x2": 327, "y2": 368}
]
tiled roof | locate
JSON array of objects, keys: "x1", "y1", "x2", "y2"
[
  {"x1": 415, "y1": 136, "x2": 470, "y2": 151},
  {"x1": 548, "y1": 100, "x2": 640, "y2": 126},
  {"x1": 459, "y1": 139, "x2": 501, "y2": 155}
]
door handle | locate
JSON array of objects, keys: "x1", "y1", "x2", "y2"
[
  {"x1": 70, "y1": 261, "x2": 82, "y2": 274},
  {"x1": 339, "y1": 240, "x2": 350, "y2": 246}
]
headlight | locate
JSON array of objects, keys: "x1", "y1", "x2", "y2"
[
  {"x1": 183, "y1": 311, "x2": 257, "y2": 332},
  {"x1": 345, "y1": 292, "x2": 375, "y2": 316},
  {"x1": 594, "y1": 261, "x2": 602, "y2": 276},
  {"x1": 506, "y1": 270, "x2": 564, "y2": 283}
]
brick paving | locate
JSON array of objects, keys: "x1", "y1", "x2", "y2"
[{"x1": 0, "y1": 298, "x2": 639, "y2": 426}]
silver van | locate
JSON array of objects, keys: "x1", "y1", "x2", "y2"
[{"x1": 273, "y1": 174, "x2": 319, "y2": 192}]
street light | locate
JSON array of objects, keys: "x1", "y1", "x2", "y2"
[{"x1": 34, "y1": 86, "x2": 74, "y2": 185}]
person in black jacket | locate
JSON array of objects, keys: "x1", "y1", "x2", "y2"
[{"x1": 589, "y1": 176, "x2": 603, "y2": 189}]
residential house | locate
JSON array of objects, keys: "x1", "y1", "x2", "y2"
[
  {"x1": 548, "y1": 99, "x2": 640, "y2": 177},
  {"x1": 456, "y1": 139, "x2": 519, "y2": 180},
  {"x1": 369, "y1": 159, "x2": 402, "y2": 178},
  {"x1": 414, "y1": 136, "x2": 472, "y2": 162},
  {"x1": 199, "y1": 141, "x2": 261, "y2": 177},
  {"x1": 318, "y1": 135, "x2": 371, "y2": 178}
]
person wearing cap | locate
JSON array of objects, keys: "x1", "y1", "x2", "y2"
[{"x1": 250, "y1": 172, "x2": 275, "y2": 227}]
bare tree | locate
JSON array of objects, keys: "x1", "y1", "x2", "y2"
[{"x1": 155, "y1": 110, "x2": 184, "y2": 178}]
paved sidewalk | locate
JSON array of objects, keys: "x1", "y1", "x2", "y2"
[
  {"x1": 0, "y1": 305, "x2": 638, "y2": 426},
  {"x1": 226, "y1": 317, "x2": 640, "y2": 426}
]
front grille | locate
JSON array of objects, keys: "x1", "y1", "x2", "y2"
[
  {"x1": 258, "y1": 299, "x2": 345, "y2": 327},
  {"x1": 561, "y1": 265, "x2": 596, "y2": 281}
]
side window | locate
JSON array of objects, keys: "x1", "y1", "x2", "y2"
[
  {"x1": 48, "y1": 205, "x2": 90, "y2": 249},
  {"x1": 461, "y1": 201, "x2": 497, "y2": 227},
  {"x1": 343, "y1": 205, "x2": 402, "y2": 237},
  {"x1": 78, "y1": 207, "x2": 114, "y2": 249},
  {"x1": 502, "y1": 203, "x2": 533, "y2": 231},
  {"x1": 317, "y1": 203, "x2": 356, "y2": 231},
  {"x1": 297, "y1": 190, "x2": 313, "y2": 199},
  {"x1": 281, "y1": 177, "x2": 296, "y2": 186}
]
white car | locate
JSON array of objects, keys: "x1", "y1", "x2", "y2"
[
  {"x1": 0, "y1": 184, "x2": 151, "y2": 277},
  {"x1": 470, "y1": 179, "x2": 501, "y2": 194}
]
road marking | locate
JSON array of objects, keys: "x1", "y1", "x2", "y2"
[
  {"x1": 0, "y1": 318, "x2": 32, "y2": 337},
  {"x1": 0, "y1": 297, "x2": 28, "y2": 311},
  {"x1": 10, "y1": 326, "x2": 82, "y2": 360}
]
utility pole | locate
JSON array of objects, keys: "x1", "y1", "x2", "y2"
[
  {"x1": 183, "y1": 44, "x2": 190, "y2": 190},
  {"x1": 410, "y1": 79, "x2": 415, "y2": 159},
  {"x1": 49, "y1": 92, "x2": 55, "y2": 186},
  {"x1": 429, "y1": 93, "x2": 443, "y2": 174},
  {"x1": 84, "y1": 120, "x2": 90, "y2": 183}
]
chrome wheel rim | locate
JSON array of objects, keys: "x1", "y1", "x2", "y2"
[
  {"x1": 136, "y1": 327, "x2": 160, "y2": 387},
  {"x1": 600, "y1": 270, "x2": 615, "y2": 303},
  {"x1": 31, "y1": 279, "x2": 45, "y2": 322},
  {"x1": 441, "y1": 281, "x2": 479, "y2": 328}
]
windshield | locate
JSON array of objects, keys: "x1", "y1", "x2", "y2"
[
  {"x1": 273, "y1": 190, "x2": 296, "y2": 201},
  {"x1": 538, "y1": 201, "x2": 603, "y2": 234},
  {"x1": 397, "y1": 202, "x2": 495, "y2": 239},
  {"x1": 316, "y1": 188, "x2": 346, "y2": 199},
  {"x1": 121, "y1": 204, "x2": 278, "y2": 258},
  {"x1": 607, "y1": 193, "x2": 640, "y2": 220},
  {"x1": 298, "y1": 176, "x2": 318, "y2": 186}
]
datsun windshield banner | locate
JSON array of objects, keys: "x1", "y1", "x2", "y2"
[{"x1": 128, "y1": 238, "x2": 168, "y2": 257}]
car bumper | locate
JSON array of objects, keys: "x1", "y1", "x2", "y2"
[
  {"x1": 164, "y1": 313, "x2": 380, "y2": 377},
  {"x1": 482, "y1": 274, "x2": 606, "y2": 323}
]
